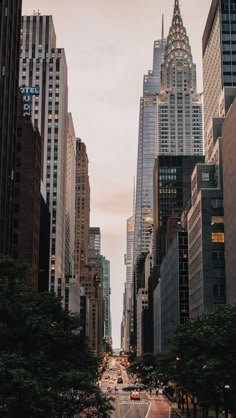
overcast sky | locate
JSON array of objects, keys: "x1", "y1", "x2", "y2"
[{"x1": 22, "y1": 0, "x2": 212, "y2": 348}]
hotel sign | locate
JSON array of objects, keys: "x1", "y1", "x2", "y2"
[{"x1": 20, "y1": 85, "x2": 40, "y2": 117}]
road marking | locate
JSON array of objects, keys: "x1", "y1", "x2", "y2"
[
  {"x1": 115, "y1": 396, "x2": 121, "y2": 418},
  {"x1": 122, "y1": 404, "x2": 134, "y2": 418},
  {"x1": 120, "y1": 401, "x2": 149, "y2": 405},
  {"x1": 145, "y1": 402, "x2": 152, "y2": 418}
]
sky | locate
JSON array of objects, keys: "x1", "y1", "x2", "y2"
[{"x1": 22, "y1": 0, "x2": 212, "y2": 348}]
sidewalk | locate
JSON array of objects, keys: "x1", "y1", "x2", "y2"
[{"x1": 166, "y1": 398, "x2": 225, "y2": 418}]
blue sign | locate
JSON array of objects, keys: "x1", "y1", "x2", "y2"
[{"x1": 20, "y1": 85, "x2": 40, "y2": 117}]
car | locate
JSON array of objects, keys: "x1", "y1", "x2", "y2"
[
  {"x1": 117, "y1": 377, "x2": 123, "y2": 384},
  {"x1": 123, "y1": 385, "x2": 136, "y2": 391},
  {"x1": 130, "y1": 390, "x2": 141, "y2": 400},
  {"x1": 133, "y1": 383, "x2": 147, "y2": 391}
]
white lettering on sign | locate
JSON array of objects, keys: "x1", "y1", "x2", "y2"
[{"x1": 20, "y1": 85, "x2": 40, "y2": 116}]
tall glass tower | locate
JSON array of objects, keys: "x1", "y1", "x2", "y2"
[{"x1": 134, "y1": 25, "x2": 166, "y2": 259}]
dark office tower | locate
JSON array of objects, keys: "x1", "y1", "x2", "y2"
[
  {"x1": 134, "y1": 23, "x2": 166, "y2": 260},
  {"x1": 160, "y1": 229, "x2": 189, "y2": 352},
  {"x1": 102, "y1": 256, "x2": 111, "y2": 338},
  {"x1": 38, "y1": 193, "x2": 50, "y2": 292},
  {"x1": 0, "y1": 0, "x2": 22, "y2": 256},
  {"x1": 14, "y1": 114, "x2": 41, "y2": 289},
  {"x1": 203, "y1": 0, "x2": 236, "y2": 161},
  {"x1": 153, "y1": 155, "x2": 204, "y2": 267}
]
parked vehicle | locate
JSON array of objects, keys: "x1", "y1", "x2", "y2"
[{"x1": 130, "y1": 390, "x2": 141, "y2": 400}]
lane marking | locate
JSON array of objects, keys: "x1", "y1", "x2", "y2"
[
  {"x1": 122, "y1": 404, "x2": 134, "y2": 418},
  {"x1": 120, "y1": 401, "x2": 149, "y2": 405},
  {"x1": 145, "y1": 401, "x2": 152, "y2": 418}
]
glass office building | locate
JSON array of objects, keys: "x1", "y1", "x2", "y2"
[{"x1": 134, "y1": 33, "x2": 166, "y2": 259}]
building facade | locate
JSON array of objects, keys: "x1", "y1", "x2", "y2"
[
  {"x1": 222, "y1": 99, "x2": 236, "y2": 304},
  {"x1": 14, "y1": 116, "x2": 41, "y2": 289},
  {"x1": 203, "y1": 0, "x2": 236, "y2": 161},
  {"x1": 153, "y1": 282, "x2": 161, "y2": 354},
  {"x1": 80, "y1": 265, "x2": 103, "y2": 356},
  {"x1": 134, "y1": 31, "x2": 166, "y2": 259},
  {"x1": 125, "y1": 215, "x2": 135, "y2": 310},
  {"x1": 188, "y1": 142, "x2": 225, "y2": 318},
  {"x1": 136, "y1": 288, "x2": 148, "y2": 357},
  {"x1": 157, "y1": 0, "x2": 203, "y2": 157},
  {"x1": 153, "y1": 155, "x2": 204, "y2": 267},
  {"x1": 160, "y1": 231, "x2": 189, "y2": 352},
  {"x1": 102, "y1": 256, "x2": 111, "y2": 338},
  {"x1": 0, "y1": 0, "x2": 22, "y2": 256},
  {"x1": 88, "y1": 227, "x2": 101, "y2": 266},
  {"x1": 19, "y1": 15, "x2": 68, "y2": 294},
  {"x1": 74, "y1": 138, "x2": 90, "y2": 280},
  {"x1": 65, "y1": 113, "x2": 76, "y2": 279}
]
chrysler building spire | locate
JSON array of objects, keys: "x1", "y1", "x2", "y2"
[
  {"x1": 161, "y1": 0, "x2": 196, "y2": 92},
  {"x1": 156, "y1": 0, "x2": 203, "y2": 156}
]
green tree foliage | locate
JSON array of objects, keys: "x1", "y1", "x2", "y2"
[
  {"x1": 170, "y1": 306, "x2": 236, "y2": 415},
  {"x1": 0, "y1": 258, "x2": 113, "y2": 418}
]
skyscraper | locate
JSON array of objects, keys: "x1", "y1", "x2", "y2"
[
  {"x1": 65, "y1": 113, "x2": 76, "y2": 278},
  {"x1": 202, "y1": 0, "x2": 236, "y2": 306},
  {"x1": 88, "y1": 227, "x2": 101, "y2": 266},
  {"x1": 203, "y1": 0, "x2": 236, "y2": 161},
  {"x1": 19, "y1": 15, "x2": 68, "y2": 293},
  {"x1": 122, "y1": 212, "x2": 135, "y2": 352},
  {"x1": 102, "y1": 256, "x2": 111, "y2": 338},
  {"x1": 134, "y1": 27, "x2": 166, "y2": 259},
  {"x1": 156, "y1": 0, "x2": 203, "y2": 157},
  {"x1": 81, "y1": 227, "x2": 104, "y2": 355},
  {"x1": 74, "y1": 138, "x2": 90, "y2": 281},
  {"x1": 14, "y1": 115, "x2": 41, "y2": 289},
  {"x1": 0, "y1": 0, "x2": 22, "y2": 256},
  {"x1": 153, "y1": 155, "x2": 204, "y2": 267}
]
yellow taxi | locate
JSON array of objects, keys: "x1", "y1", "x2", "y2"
[{"x1": 130, "y1": 390, "x2": 141, "y2": 400}]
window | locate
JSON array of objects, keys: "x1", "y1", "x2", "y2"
[
  {"x1": 211, "y1": 216, "x2": 224, "y2": 225},
  {"x1": 202, "y1": 172, "x2": 210, "y2": 182},
  {"x1": 211, "y1": 232, "x2": 225, "y2": 243},
  {"x1": 213, "y1": 285, "x2": 225, "y2": 298},
  {"x1": 212, "y1": 251, "x2": 225, "y2": 261},
  {"x1": 211, "y1": 199, "x2": 224, "y2": 208}
]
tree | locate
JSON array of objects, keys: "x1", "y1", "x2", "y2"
[
  {"x1": 0, "y1": 258, "x2": 113, "y2": 418},
  {"x1": 170, "y1": 306, "x2": 236, "y2": 417}
]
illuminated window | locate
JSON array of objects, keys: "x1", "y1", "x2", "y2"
[
  {"x1": 211, "y1": 232, "x2": 224, "y2": 243},
  {"x1": 211, "y1": 216, "x2": 224, "y2": 225}
]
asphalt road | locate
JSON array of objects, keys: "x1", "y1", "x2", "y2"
[
  {"x1": 101, "y1": 356, "x2": 172, "y2": 418},
  {"x1": 112, "y1": 390, "x2": 150, "y2": 418}
]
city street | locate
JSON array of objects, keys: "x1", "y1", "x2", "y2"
[{"x1": 101, "y1": 357, "x2": 173, "y2": 418}]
